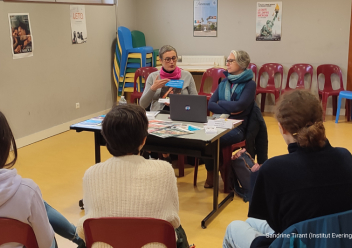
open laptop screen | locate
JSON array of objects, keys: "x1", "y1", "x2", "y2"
[{"x1": 169, "y1": 94, "x2": 207, "y2": 123}]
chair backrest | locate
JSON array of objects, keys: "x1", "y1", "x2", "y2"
[
  {"x1": 248, "y1": 63, "x2": 257, "y2": 83},
  {"x1": 285, "y1": 63, "x2": 313, "y2": 90},
  {"x1": 131, "y1": 30, "x2": 147, "y2": 48},
  {"x1": 83, "y1": 217, "x2": 177, "y2": 248},
  {"x1": 317, "y1": 64, "x2": 344, "y2": 92},
  {"x1": 117, "y1": 26, "x2": 133, "y2": 51},
  {"x1": 257, "y1": 63, "x2": 284, "y2": 90},
  {"x1": 199, "y1": 67, "x2": 226, "y2": 95},
  {"x1": 0, "y1": 218, "x2": 39, "y2": 248},
  {"x1": 134, "y1": 67, "x2": 158, "y2": 92},
  {"x1": 269, "y1": 209, "x2": 352, "y2": 248}
]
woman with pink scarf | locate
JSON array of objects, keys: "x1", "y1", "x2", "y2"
[{"x1": 140, "y1": 45, "x2": 198, "y2": 112}]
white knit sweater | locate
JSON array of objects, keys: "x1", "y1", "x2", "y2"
[{"x1": 76, "y1": 155, "x2": 180, "y2": 248}]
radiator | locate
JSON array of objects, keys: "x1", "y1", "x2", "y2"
[{"x1": 180, "y1": 55, "x2": 226, "y2": 66}]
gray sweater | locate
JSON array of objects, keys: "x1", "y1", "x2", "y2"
[
  {"x1": 139, "y1": 70, "x2": 198, "y2": 111},
  {"x1": 0, "y1": 169, "x2": 54, "y2": 248}
]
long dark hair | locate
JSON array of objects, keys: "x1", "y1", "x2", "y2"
[{"x1": 0, "y1": 111, "x2": 17, "y2": 169}]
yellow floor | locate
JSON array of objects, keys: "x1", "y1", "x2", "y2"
[{"x1": 15, "y1": 114, "x2": 352, "y2": 248}]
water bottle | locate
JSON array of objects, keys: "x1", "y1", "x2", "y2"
[{"x1": 119, "y1": 96, "x2": 127, "y2": 105}]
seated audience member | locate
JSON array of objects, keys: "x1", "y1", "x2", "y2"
[
  {"x1": 223, "y1": 90, "x2": 352, "y2": 248},
  {"x1": 139, "y1": 45, "x2": 198, "y2": 112},
  {"x1": 0, "y1": 111, "x2": 85, "y2": 248},
  {"x1": 76, "y1": 104, "x2": 189, "y2": 248},
  {"x1": 140, "y1": 45, "x2": 198, "y2": 162},
  {"x1": 203, "y1": 50, "x2": 256, "y2": 188}
]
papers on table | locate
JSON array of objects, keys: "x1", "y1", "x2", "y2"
[
  {"x1": 70, "y1": 115, "x2": 105, "y2": 129},
  {"x1": 148, "y1": 119, "x2": 197, "y2": 138},
  {"x1": 146, "y1": 111, "x2": 160, "y2": 120},
  {"x1": 206, "y1": 118, "x2": 242, "y2": 129}
]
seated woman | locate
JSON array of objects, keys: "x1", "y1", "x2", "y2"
[
  {"x1": 0, "y1": 111, "x2": 85, "y2": 248},
  {"x1": 140, "y1": 45, "x2": 198, "y2": 162},
  {"x1": 76, "y1": 104, "x2": 189, "y2": 248},
  {"x1": 223, "y1": 90, "x2": 352, "y2": 248},
  {"x1": 139, "y1": 45, "x2": 198, "y2": 112},
  {"x1": 203, "y1": 50, "x2": 256, "y2": 188}
]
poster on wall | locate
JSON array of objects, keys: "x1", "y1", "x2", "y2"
[
  {"x1": 256, "y1": 2, "x2": 282, "y2": 41},
  {"x1": 70, "y1": 5, "x2": 87, "y2": 44},
  {"x1": 8, "y1": 13, "x2": 33, "y2": 59},
  {"x1": 193, "y1": 0, "x2": 217, "y2": 37}
]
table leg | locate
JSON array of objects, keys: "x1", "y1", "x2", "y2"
[
  {"x1": 201, "y1": 139, "x2": 235, "y2": 228},
  {"x1": 94, "y1": 132, "x2": 101, "y2": 164}
]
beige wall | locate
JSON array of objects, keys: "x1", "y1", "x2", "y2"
[
  {"x1": 135, "y1": 0, "x2": 351, "y2": 107},
  {"x1": 0, "y1": 1, "x2": 136, "y2": 140}
]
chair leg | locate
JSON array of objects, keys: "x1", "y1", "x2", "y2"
[
  {"x1": 335, "y1": 96, "x2": 343, "y2": 123},
  {"x1": 346, "y1": 99, "x2": 351, "y2": 122},
  {"x1": 193, "y1": 159, "x2": 199, "y2": 186},
  {"x1": 260, "y1": 93, "x2": 266, "y2": 112},
  {"x1": 332, "y1": 96, "x2": 338, "y2": 116},
  {"x1": 322, "y1": 94, "x2": 329, "y2": 121},
  {"x1": 222, "y1": 146, "x2": 232, "y2": 194},
  {"x1": 178, "y1": 155, "x2": 184, "y2": 177}
]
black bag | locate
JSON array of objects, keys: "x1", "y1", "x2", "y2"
[{"x1": 230, "y1": 151, "x2": 255, "y2": 202}]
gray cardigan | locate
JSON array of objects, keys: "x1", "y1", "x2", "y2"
[{"x1": 140, "y1": 70, "x2": 198, "y2": 111}]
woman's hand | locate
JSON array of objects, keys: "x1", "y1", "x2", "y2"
[{"x1": 150, "y1": 77, "x2": 170, "y2": 91}]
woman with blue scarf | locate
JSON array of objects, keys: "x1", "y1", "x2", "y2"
[{"x1": 203, "y1": 50, "x2": 256, "y2": 188}]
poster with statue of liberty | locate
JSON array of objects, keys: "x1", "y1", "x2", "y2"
[
  {"x1": 256, "y1": 2, "x2": 282, "y2": 41},
  {"x1": 194, "y1": 0, "x2": 217, "y2": 37}
]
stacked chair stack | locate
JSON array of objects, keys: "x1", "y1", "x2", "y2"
[
  {"x1": 113, "y1": 26, "x2": 154, "y2": 100},
  {"x1": 131, "y1": 30, "x2": 161, "y2": 68}
]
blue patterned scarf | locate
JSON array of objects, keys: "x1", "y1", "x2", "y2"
[{"x1": 218, "y1": 69, "x2": 254, "y2": 101}]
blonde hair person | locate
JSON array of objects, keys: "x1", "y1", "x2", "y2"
[{"x1": 223, "y1": 90, "x2": 352, "y2": 248}]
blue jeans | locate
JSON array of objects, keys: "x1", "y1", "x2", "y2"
[
  {"x1": 44, "y1": 201, "x2": 85, "y2": 247},
  {"x1": 204, "y1": 127, "x2": 244, "y2": 171},
  {"x1": 223, "y1": 218, "x2": 274, "y2": 248}
]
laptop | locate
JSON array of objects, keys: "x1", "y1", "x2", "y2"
[{"x1": 169, "y1": 94, "x2": 208, "y2": 123}]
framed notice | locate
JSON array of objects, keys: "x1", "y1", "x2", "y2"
[
  {"x1": 194, "y1": 0, "x2": 218, "y2": 37},
  {"x1": 256, "y1": 2, "x2": 282, "y2": 41},
  {"x1": 8, "y1": 13, "x2": 33, "y2": 59}
]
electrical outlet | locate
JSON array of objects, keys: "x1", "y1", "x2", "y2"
[{"x1": 76, "y1": 103, "x2": 80, "y2": 109}]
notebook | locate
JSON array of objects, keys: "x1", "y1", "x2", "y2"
[{"x1": 169, "y1": 94, "x2": 208, "y2": 123}]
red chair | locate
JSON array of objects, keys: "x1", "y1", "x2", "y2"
[
  {"x1": 199, "y1": 67, "x2": 226, "y2": 99},
  {"x1": 83, "y1": 217, "x2": 176, "y2": 248},
  {"x1": 193, "y1": 140, "x2": 246, "y2": 193},
  {"x1": 256, "y1": 63, "x2": 284, "y2": 112},
  {"x1": 248, "y1": 63, "x2": 257, "y2": 83},
  {"x1": 317, "y1": 64, "x2": 345, "y2": 121},
  {"x1": 198, "y1": 67, "x2": 226, "y2": 115},
  {"x1": 281, "y1": 64, "x2": 313, "y2": 95},
  {"x1": 130, "y1": 67, "x2": 158, "y2": 104},
  {"x1": 0, "y1": 218, "x2": 39, "y2": 248}
]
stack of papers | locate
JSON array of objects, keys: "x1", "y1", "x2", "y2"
[
  {"x1": 207, "y1": 118, "x2": 242, "y2": 129},
  {"x1": 146, "y1": 111, "x2": 160, "y2": 120},
  {"x1": 148, "y1": 120, "x2": 195, "y2": 138}
]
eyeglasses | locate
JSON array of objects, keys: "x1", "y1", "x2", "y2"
[
  {"x1": 163, "y1": 56, "x2": 178, "y2": 63},
  {"x1": 226, "y1": 59, "x2": 236, "y2": 64}
]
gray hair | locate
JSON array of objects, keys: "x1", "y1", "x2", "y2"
[
  {"x1": 231, "y1": 50, "x2": 250, "y2": 70},
  {"x1": 159, "y1": 45, "x2": 177, "y2": 59}
]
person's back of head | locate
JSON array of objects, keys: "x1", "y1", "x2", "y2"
[
  {"x1": 0, "y1": 111, "x2": 17, "y2": 169},
  {"x1": 275, "y1": 90, "x2": 326, "y2": 149},
  {"x1": 102, "y1": 104, "x2": 148, "y2": 157}
]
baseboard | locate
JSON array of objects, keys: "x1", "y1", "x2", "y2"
[{"x1": 16, "y1": 109, "x2": 110, "y2": 149}]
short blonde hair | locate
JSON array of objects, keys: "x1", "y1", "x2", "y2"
[
  {"x1": 159, "y1": 45, "x2": 177, "y2": 60},
  {"x1": 231, "y1": 50, "x2": 250, "y2": 70}
]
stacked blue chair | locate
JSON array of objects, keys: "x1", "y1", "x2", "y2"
[
  {"x1": 114, "y1": 26, "x2": 154, "y2": 98},
  {"x1": 335, "y1": 91, "x2": 352, "y2": 123}
]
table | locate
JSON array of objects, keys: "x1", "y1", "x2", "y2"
[{"x1": 70, "y1": 114, "x2": 241, "y2": 228}]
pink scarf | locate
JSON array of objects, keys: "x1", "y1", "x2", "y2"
[{"x1": 159, "y1": 66, "x2": 182, "y2": 79}]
